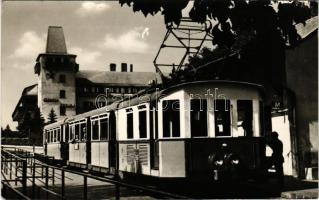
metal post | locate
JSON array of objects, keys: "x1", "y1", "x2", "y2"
[
  {"x1": 52, "y1": 168, "x2": 55, "y2": 185},
  {"x1": 115, "y1": 183, "x2": 120, "y2": 200},
  {"x1": 83, "y1": 176, "x2": 88, "y2": 200},
  {"x1": 22, "y1": 160, "x2": 27, "y2": 195},
  {"x1": 15, "y1": 159, "x2": 18, "y2": 186},
  {"x1": 37, "y1": 185, "x2": 41, "y2": 198},
  {"x1": 2, "y1": 183, "x2": 6, "y2": 198},
  {"x1": 9, "y1": 155, "x2": 12, "y2": 179},
  {"x1": 32, "y1": 162, "x2": 36, "y2": 198},
  {"x1": 61, "y1": 168, "x2": 65, "y2": 199},
  {"x1": 46, "y1": 166, "x2": 49, "y2": 199}
]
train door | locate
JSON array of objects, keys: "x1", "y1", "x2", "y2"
[
  {"x1": 109, "y1": 111, "x2": 117, "y2": 173},
  {"x1": 61, "y1": 124, "x2": 69, "y2": 162},
  {"x1": 150, "y1": 107, "x2": 159, "y2": 170}
]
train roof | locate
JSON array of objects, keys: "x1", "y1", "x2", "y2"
[
  {"x1": 44, "y1": 80, "x2": 264, "y2": 128},
  {"x1": 44, "y1": 119, "x2": 68, "y2": 130}
]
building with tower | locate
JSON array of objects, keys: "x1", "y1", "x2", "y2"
[{"x1": 12, "y1": 26, "x2": 159, "y2": 125}]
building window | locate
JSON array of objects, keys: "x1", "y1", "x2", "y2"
[
  {"x1": 60, "y1": 90, "x2": 66, "y2": 98},
  {"x1": 60, "y1": 105, "x2": 66, "y2": 116},
  {"x1": 84, "y1": 87, "x2": 88, "y2": 92},
  {"x1": 59, "y1": 74, "x2": 66, "y2": 83},
  {"x1": 163, "y1": 100, "x2": 180, "y2": 137},
  {"x1": 121, "y1": 88, "x2": 125, "y2": 93}
]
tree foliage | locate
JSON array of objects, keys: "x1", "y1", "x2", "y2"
[
  {"x1": 15, "y1": 108, "x2": 45, "y2": 145},
  {"x1": 121, "y1": 0, "x2": 317, "y2": 86},
  {"x1": 47, "y1": 108, "x2": 57, "y2": 124}
]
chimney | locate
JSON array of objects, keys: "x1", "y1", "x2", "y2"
[
  {"x1": 110, "y1": 63, "x2": 116, "y2": 71},
  {"x1": 121, "y1": 63, "x2": 127, "y2": 72},
  {"x1": 130, "y1": 64, "x2": 133, "y2": 72}
]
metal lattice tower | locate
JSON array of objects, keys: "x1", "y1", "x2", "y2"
[{"x1": 153, "y1": 18, "x2": 214, "y2": 81}]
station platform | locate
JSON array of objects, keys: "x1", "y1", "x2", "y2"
[{"x1": 281, "y1": 177, "x2": 318, "y2": 199}]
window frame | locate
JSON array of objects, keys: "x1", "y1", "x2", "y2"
[
  {"x1": 162, "y1": 99, "x2": 181, "y2": 138},
  {"x1": 126, "y1": 108, "x2": 134, "y2": 140},
  {"x1": 59, "y1": 74, "x2": 66, "y2": 83},
  {"x1": 190, "y1": 98, "x2": 208, "y2": 138},
  {"x1": 214, "y1": 99, "x2": 232, "y2": 138},
  {"x1": 69, "y1": 119, "x2": 87, "y2": 142},
  {"x1": 60, "y1": 90, "x2": 66, "y2": 99},
  {"x1": 138, "y1": 104, "x2": 148, "y2": 139}
]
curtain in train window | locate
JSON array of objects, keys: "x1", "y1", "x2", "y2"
[
  {"x1": 92, "y1": 120, "x2": 99, "y2": 140},
  {"x1": 191, "y1": 99, "x2": 208, "y2": 137},
  {"x1": 214, "y1": 99, "x2": 231, "y2": 137},
  {"x1": 80, "y1": 123, "x2": 87, "y2": 141},
  {"x1": 139, "y1": 110, "x2": 147, "y2": 138},
  {"x1": 163, "y1": 100, "x2": 180, "y2": 137},
  {"x1": 237, "y1": 100, "x2": 253, "y2": 137},
  {"x1": 100, "y1": 118, "x2": 109, "y2": 140},
  {"x1": 127, "y1": 113, "x2": 134, "y2": 139}
]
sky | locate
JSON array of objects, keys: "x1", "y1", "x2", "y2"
[{"x1": 1, "y1": 1, "x2": 178, "y2": 129}]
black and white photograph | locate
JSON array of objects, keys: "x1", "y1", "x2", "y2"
[{"x1": 1, "y1": 0, "x2": 318, "y2": 199}]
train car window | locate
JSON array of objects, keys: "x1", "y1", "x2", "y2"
[
  {"x1": 139, "y1": 110, "x2": 147, "y2": 138},
  {"x1": 214, "y1": 100, "x2": 231, "y2": 137},
  {"x1": 54, "y1": 130, "x2": 56, "y2": 142},
  {"x1": 127, "y1": 113, "x2": 134, "y2": 139},
  {"x1": 191, "y1": 99, "x2": 208, "y2": 137},
  {"x1": 237, "y1": 100, "x2": 253, "y2": 137},
  {"x1": 163, "y1": 100, "x2": 180, "y2": 138},
  {"x1": 48, "y1": 131, "x2": 51, "y2": 143},
  {"x1": 100, "y1": 118, "x2": 109, "y2": 140},
  {"x1": 57, "y1": 129, "x2": 60, "y2": 142},
  {"x1": 75, "y1": 124, "x2": 80, "y2": 141},
  {"x1": 80, "y1": 124, "x2": 87, "y2": 141},
  {"x1": 92, "y1": 120, "x2": 99, "y2": 140}
]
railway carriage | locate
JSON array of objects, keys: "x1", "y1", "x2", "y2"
[
  {"x1": 43, "y1": 120, "x2": 69, "y2": 164},
  {"x1": 43, "y1": 80, "x2": 268, "y2": 182}
]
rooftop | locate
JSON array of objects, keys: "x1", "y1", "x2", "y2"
[
  {"x1": 76, "y1": 70, "x2": 161, "y2": 86},
  {"x1": 45, "y1": 26, "x2": 67, "y2": 54}
]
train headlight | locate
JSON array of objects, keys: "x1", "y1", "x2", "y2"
[
  {"x1": 214, "y1": 159, "x2": 224, "y2": 166},
  {"x1": 231, "y1": 159, "x2": 239, "y2": 165}
]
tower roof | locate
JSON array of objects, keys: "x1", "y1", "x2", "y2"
[{"x1": 46, "y1": 26, "x2": 67, "y2": 54}]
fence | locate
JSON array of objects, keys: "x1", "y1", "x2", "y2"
[{"x1": 1, "y1": 146, "x2": 187, "y2": 199}]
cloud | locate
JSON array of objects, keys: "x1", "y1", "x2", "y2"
[
  {"x1": 10, "y1": 31, "x2": 45, "y2": 60},
  {"x1": 77, "y1": 2, "x2": 110, "y2": 17},
  {"x1": 69, "y1": 47, "x2": 102, "y2": 68},
  {"x1": 102, "y1": 27, "x2": 150, "y2": 53},
  {"x1": 141, "y1": 27, "x2": 150, "y2": 39}
]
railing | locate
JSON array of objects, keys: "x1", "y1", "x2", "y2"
[{"x1": 1, "y1": 146, "x2": 188, "y2": 199}]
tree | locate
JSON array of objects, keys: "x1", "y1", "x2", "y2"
[
  {"x1": 120, "y1": 0, "x2": 316, "y2": 86},
  {"x1": 47, "y1": 108, "x2": 57, "y2": 124},
  {"x1": 4, "y1": 124, "x2": 11, "y2": 132}
]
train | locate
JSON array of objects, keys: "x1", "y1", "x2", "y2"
[{"x1": 43, "y1": 80, "x2": 268, "y2": 182}]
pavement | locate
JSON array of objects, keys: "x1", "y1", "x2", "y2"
[{"x1": 280, "y1": 176, "x2": 318, "y2": 199}]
